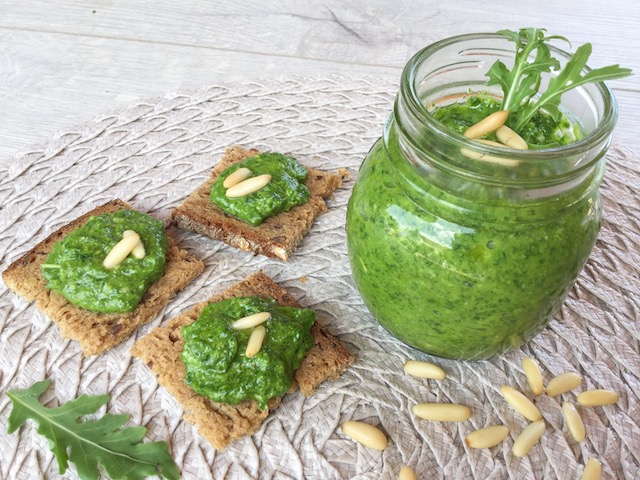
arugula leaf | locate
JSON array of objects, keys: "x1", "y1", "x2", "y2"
[
  {"x1": 6, "y1": 380, "x2": 179, "y2": 480},
  {"x1": 487, "y1": 28, "x2": 632, "y2": 133}
]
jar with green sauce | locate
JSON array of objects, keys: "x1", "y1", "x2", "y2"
[{"x1": 346, "y1": 34, "x2": 618, "y2": 360}]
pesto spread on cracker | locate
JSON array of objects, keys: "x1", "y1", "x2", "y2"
[
  {"x1": 41, "y1": 209, "x2": 167, "y2": 313},
  {"x1": 210, "y1": 152, "x2": 310, "y2": 226},
  {"x1": 180, "y1": 296, "x2": 315, "y2": 410}
]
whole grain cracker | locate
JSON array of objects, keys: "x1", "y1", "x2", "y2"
[
  {"x1": 170, "y1": 146, "x2": 348, "y2": 260},
  {"x1": 130, "y1": 270, "x2": 354, "y2": 450},
  {"x1": 2, "y1": 199, "x2": 205, "y2": 355}
]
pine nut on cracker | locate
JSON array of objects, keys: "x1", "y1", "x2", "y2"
[
  {"x1": 223, "y1": 167, "x2": 252, "y2": 188},
  {"x1": 103, "y1": 232, "x2": 141, "y2": 269},
  {"x1": 231, "y1": 312, "x2": 271, "y2": 330},
  {"x1": 226, "y1": 173, "x2": 272, "y2": 198}
]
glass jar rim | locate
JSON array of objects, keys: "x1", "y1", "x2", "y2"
[{"x1": 401, "y1": 32, "x2": 618, "y2": 163}]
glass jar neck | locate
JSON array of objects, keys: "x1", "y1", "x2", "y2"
[{"x1": 388, "y1": 33, "x2": 617, "y2": 202}]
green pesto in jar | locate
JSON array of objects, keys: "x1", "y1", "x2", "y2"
[
  {"x1": 41, "y1": 209, "x2": 168, "y2": 313},
  {"x1": 181, "y1": 296, "x2": 315, "y2": 410},
  {"x1": 432, "y1": 95, "x2": 581, "y2": 147},
  {"x1": 210, "y1": 153, "x2": 310, "y2": 226},
  {"x1": 346, "y1": 98, "x2": 602, "y2": 359}
]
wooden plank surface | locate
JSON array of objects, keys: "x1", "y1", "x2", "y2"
[{"x1": 0, "y1": 0, "x2": 638, "y2": 158}]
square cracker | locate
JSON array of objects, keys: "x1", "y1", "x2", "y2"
[
  {"x1": 130, "y1": 270, "x2": 354, "y2": 450},
  {"x1": 170, "y1": 146, "x2": 348, "y2": 261},
  {"x1": 2, "y1": 199, "x2": 205, "y2": 356}
]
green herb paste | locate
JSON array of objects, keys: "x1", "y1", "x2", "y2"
[
  {"x1": 346, "y1": 97, "x2": 601, "y2": 359},
  {"x1": 210, "y1": 153, "x2": 310, "y2": 226},
  {"x1": 181, "y1": 296, "x2": 315, "y2": 410},
  {"x1": 432, "y1": 95, "x2": 581, "y2": 147},
  {"x1": 41, "y1": 209, "x2": 167, "y2": 313}
]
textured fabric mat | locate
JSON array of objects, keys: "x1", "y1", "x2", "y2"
[{"x1": 0, "y1": 77, "x2": 638, "y2": 480}]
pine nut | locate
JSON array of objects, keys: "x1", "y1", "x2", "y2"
[
  {"x1": 500, "y1": 386, "x2": 542, "y2": 422},
  {"x1": 123, "y1": 230, "x2": 145, "y2": 259},
  {"x1": 225, "y1": 174, "x2": 272, "y2": 198},
  {"x1": 545, "y1": 372, "x2": 582, "y2": 397},
  {"x1": 577, "y1": 389, "x2": 619, "y2": 407},
  {"x1": 496, "y1": 125, "x2": 529, "y2": 149},
  {"x1": 399, "y1": 465, "x2": 417, "y2": 480},
  {"x1": 245, "y1": 325, "x2": 266, "y2": 358},
  {"x1": 403, "y1": 360, "x2": 446, "y2": 380},
  {"x1": 512, "y1": 420, "x2": 545, "y2": 457},
  {"x1": 223, "y1": 167, "x2": 252, "y2": 188},
  {"x1": 231, "y1": 312, "x2": 271, "y2": 330},
  {"x1": 465, "y1": 425, "x2": 510, "y2": 449},
  {"x1": 522, "y1": 357, "x2": 544, "y2": 396},
  {"x1": 460, "y1": 146, "x2": 520, "y2": 166},
  {"x1": 272, "y1": 246, "x2": 288, "y2": 261},
  {"x1": 341, "y1": 421, "x2": 388, "y2": 451},
  {"x1": 412, "y1": 403, "x2": 472, "y2": 422},
  {"x1": 581, "y1": 458, "x2": 602, "y2": 480},
  {"x1": 463, "y1": 110, "x2": 510, "y2": 139},
  {"x1": 103, "y1": 232, "x2": 141, "y2": 269},
  {"x1": 475, "y1": 139, "x2": 507, "y2": 148},
  {"x1": 562, "y1": 402, "x2": 586, "y2": 442}
]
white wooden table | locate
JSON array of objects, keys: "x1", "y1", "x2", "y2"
[
  {"x1": 1, "y1": 2, "x2": 639, "y2": 480},
  {"x1": 1, "y1": 0, "x2": 638, "y2": 158}
]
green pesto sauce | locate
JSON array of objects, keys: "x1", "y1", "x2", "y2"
[
  {"x1": 41, "y1": 210, "x2": 167, "y2": 313},
  {"x1": 432, "y1": 95, "x2": 581, "y2": 147},
  {"x1": 346, "y1": 97, "x2": 601, "y2": 359},
  {"x1": 181, "y1": 296, "x2": 315, "y2": 410},
  {"x1": 210, "y1": 153, "x2": 310, "y2": 226}
]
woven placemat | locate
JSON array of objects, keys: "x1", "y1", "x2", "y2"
[{"x1": 0, "y1": 77, "x2": 638, "y2": 480}]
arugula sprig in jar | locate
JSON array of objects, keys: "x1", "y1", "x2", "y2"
[{"x1": 346, "y1": 29, "x2": 631, "y2": 360}]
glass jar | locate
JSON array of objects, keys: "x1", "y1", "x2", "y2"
[{"x1": 346, "y1": 33, "x2": 617, "y2": 360}]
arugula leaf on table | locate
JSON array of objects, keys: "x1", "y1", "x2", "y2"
[
  {"x1": 487, "y1": 27, "x2": 632, "y2": 133},
  {"x1": 6, "y1": 380, "x2": 179, "y2": 480}
]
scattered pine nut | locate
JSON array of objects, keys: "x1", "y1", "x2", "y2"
[
  {"x1": 522, "y1": 357, "x2": 544, "y2": 396},
  {"x1": 398, "y1": 465, "x2": 417, "y2": 480},
  {"x1": 412, "y1": 403, "x2": 472, "y2": 422},
  {"x1": 103, "y1": 232, "x2": 141, "y2": 269},
  {"x1": 512, "y1": 420, "x2": 545, "y2": 457},
  {"x1": 581, "y1": 459, "x2": 602, "y2": 480},
  {"x1": 226, "y1": 173, "x2": 272, "y2": 198},
  {"x1": 341, "y1": 421, "x2": 388, "y2": 451},
  {"x1": 562, "y1": 402, "x2": 586, "y2": 442},
  {"x1": 496, "y1": 125, "x2": 529, "y2": 149},
  {"x1": 500, "y1": 386, "x2": 542, "y2": 422},
  {"x1": 245, "y1": 325, "x2": 266, "y2": 358},
  {"x1": 545, "y1": 372, "x2": 582, "y2": 397},
  {"x1": 464, "y1": 110, "x2": 510, "y2": 139},
  {"x1": 577, "y1": 389, "x2": 619, "y2": 407},
  {"x1": 223, "y1": 167, "x2": 252, "y2": 188},
  {"x1": 465, "y1": 425, "x2": 510, "y2": 449},
  {"x1": 123, "y1": 230, "x2": 145, "y2": 259},
  {"x1": 231, "y1": 312, "x2": 271, "y2": 330},
  {"x1": 403, "y1": 360, "x2": 446, "y2": 380}
]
